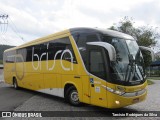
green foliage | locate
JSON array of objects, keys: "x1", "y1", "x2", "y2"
[
  {"x1": 109, "y1": 16, "x2": 160, "y2": 67},
  {"x1": 0, "y1": 60, "x2": 3, "y2": 64},
  {"x1": 147, "y1": 77, "x2": 160, "y2": 80},
  {"x1": 147, "y1": 80, "x2": 154, "y2": 85},
  {"x1": 141, "y1": 50, "x2": 152, "y2": 68},
  {"x1": 136, "y1": 27, "x2": 158, "y2": 46},
  {"x1": 155, "y1": 55, "x2": 160, "y2": 61},
  {"x1": 0, "y1": 45, "x2": 15, "y2": 60}
]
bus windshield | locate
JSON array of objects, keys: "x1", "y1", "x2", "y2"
[{"x1": 102, "y1": 35, "x2": 145, "y2": 85}]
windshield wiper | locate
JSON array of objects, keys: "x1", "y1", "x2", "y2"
[
  {"x1": 125, "y1": 54, "x2": 136, "y2": 83},
  {"x1": 137, "y1": 66, "x2": 145, "y2": 82},
  {"x1": 125, "y1": 62, "x2": 136, "y2": 83},
  {"x1": 135, "y1": 49, "x2": 145, "y2": 81}
]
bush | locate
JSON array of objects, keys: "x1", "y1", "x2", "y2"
[{"x1": 0, "y1": 60, "x2": 3, "y2": 64}]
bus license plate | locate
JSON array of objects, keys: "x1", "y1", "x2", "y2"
[{"x1": 133, "y1": 98, "x2": 139, "y2": 103}]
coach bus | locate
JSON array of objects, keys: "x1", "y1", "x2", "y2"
[{"x1": 3, "y1": 27, "x2": 154, "y2": 108}]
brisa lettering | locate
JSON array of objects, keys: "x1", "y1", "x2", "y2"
[{"x1": 32, "y1": 43, "x2": 73, "y2": 71}]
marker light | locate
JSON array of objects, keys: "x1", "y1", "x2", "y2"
[{"x1": 115, "y1": 101, "x2": 120, "y2": 104}]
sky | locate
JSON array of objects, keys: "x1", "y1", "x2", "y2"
[{"x1": 0, "y1": 0, "x2": 160, "y2": 51}]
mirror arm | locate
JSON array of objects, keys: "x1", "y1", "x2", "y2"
[{"x1": 87, "y1": 42, "x2": 116, "y2": 61}]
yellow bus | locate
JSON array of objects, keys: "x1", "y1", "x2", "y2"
[{"x1": 3, "y1": 28, "x2": 153, "y2": 108}]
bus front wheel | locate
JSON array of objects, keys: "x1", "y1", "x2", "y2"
[{"x1": 67, "y1": 86, "x2": 80, "y2": 106}]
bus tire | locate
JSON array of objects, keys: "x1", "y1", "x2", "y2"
[
  {"x1": 67, "y1": 86, "x2": 80, "y2": 106},
  {"x1": 13, "y1": 78, "x2": 19, "y2": 90}
]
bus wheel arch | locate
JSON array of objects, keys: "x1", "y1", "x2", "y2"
[
  {"x1": 13, "y1": 77, "x2": 19, "y2": 90},
  {"x1": 64, "y1": 84, "x2": 80, "y2": 106}
]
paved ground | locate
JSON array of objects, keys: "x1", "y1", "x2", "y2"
[
  {"x1": 0, "y1": 64, "x2": 3, "y2": 68},
  {"x1": 0, "y1": 85, "x2": 35, "y2": 111},
  {"x1": 0, "y1": 69, "x2": 3, "y2": 82},
  {"x1": 0, "y1": 71, "x2": 159, "y2": 119}
]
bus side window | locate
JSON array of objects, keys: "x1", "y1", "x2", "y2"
[
  {"x1": 59, "y1": 37, "x2": 77, "y2": 63},
  {"x1": 73, "y1": 33, "x2": 100, "y2": 67},
  {"x1": 5, "y1": 51, "x2": 16, "y2": 63},
  {"x1": 17, "y1": 48, "x2": 27, "y2": 62}
]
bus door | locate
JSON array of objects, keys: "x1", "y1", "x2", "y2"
[{"x1": 87, "y1": 45, "x2": 108, "y2": 107}]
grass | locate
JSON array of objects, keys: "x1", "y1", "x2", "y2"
[
  {"x1": 146, "y1": 76, "x2": 160, "y2": 85},
  {"x1": 0, "y1": 60, "x2": 3, "y2": 64},
  {"x1": 147, "y1": 77, "x2": 160, "y2": 80},
  {"x1": 147, "y1": 80, "x2": 154, "y2": 85}
]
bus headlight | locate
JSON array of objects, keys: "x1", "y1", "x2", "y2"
[
  {"x1": 106, "y1": 86, "x2": 125, "y2": 96},
  {"x1": 106, "y1": 86, "x2": 114, "y2": 93},
  {"x1": 114, "y1": 90, "x2": 125, "y2": 95}
]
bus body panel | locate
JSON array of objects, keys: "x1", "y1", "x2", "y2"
[
  {"x1": 4, "y1": 62, "x2": 15, "y2": 84},
  {"x1": 89, "y1": 75, "x2": 108, "y2": 108},
  {"x1": 81, "y1": 75, "x2": 90, "y2": 104}
]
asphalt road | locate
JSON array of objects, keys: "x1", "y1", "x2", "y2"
[
  {"x1": 0, "y1": 84, "x2": 35, "y2": 111},
  {"x1": 0, "y1": 69, "x2": 3, "y2": 82}
]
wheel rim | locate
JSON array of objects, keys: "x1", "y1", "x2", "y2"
[{"x1": 70, "y1": 91, "x2": 79, "y2": 102}]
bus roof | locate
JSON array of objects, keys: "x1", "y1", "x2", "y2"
[
  {"x1": 5, "y1": 29, "x2": 70, "y2": 52},
  {"x1": 5, "y1": 27, "x2": 134, "y2": 52},
  {"x1": 70, "y1": 27, "x2": 134, "y2": 40}
]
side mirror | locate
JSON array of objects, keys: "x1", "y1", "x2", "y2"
[
  {"x1": 139, "y1": 46, "x2": 155, "y2": 61},
  {"x1": 86, "y1": 42, "x2": 116, "y2": 61}
]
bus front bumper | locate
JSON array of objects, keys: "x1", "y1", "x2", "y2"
[{"x1": 107, "y1": 89, "x2": 147, "y2": 108}]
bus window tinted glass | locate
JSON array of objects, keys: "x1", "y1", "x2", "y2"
[{"x1": 72, "y1": 33, "x2": 99, "y2": 66}]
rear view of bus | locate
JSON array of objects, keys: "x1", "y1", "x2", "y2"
[{"x1": 71, "y1": 28, "x2": 153, "y2": 108}]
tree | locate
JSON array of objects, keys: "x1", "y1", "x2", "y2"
[
  {"x1": 0, "y1": 45, "x2": 15, "y2": 60},
  {"x1": 109, "y1": 16, "x2": 160, "y2": 67},
  {"x1": 155, "y1": 55, "x2": 160, "y2": 61}
]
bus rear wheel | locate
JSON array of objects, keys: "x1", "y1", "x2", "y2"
[
  {"x1": 13, "y1": 78, "x2": 19, "y2": 90},
  {"x1": 67, "y1": 87, "x2": 80, "y2": 106}
]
